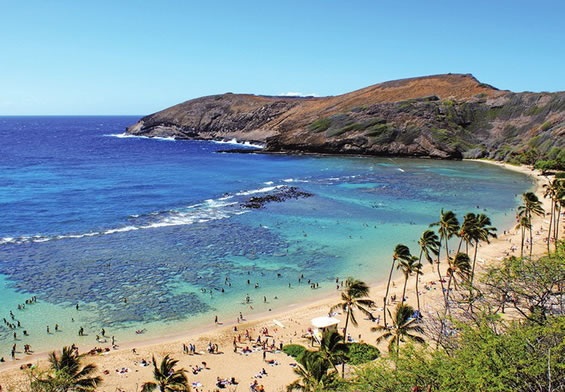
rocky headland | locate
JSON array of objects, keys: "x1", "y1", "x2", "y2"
[{"x1": 126, "y1": 73, "x2": 565, "y2": 162}]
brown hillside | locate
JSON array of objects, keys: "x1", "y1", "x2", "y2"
[
  {"x1": 271, "y1": 73, "x2": 505, "y2": 134},
  {"x1": 127, "y1": 73, "x2": 565, "y2": 162}
]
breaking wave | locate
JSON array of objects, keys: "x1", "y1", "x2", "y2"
[{"x1": 0, "y1": 183, "x2": 296, "y2": 246}]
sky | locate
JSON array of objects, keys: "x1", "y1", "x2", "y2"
[{"x1": 1, "y1": 0, "x2": 564, "y2": 115}]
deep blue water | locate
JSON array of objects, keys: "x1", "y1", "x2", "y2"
[{"x1": 0, "y1": 116, "x2": 533, "y2": 353}]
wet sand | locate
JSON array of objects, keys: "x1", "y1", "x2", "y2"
[{"x1": 0, "y1": 161, "x2": 556, "y2": 392}]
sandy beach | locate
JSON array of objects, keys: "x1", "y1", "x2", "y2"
[{"x1": 0, "y1": 160, "x2": 557, "y2": 392}]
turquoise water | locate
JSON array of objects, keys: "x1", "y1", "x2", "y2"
[{"x1": 0, "y1": 116, "x2": 533, "y2": 357}]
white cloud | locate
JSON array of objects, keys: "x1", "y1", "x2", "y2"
[{"x1": 279, "y1": 92, "x2": 319, "y2": 97}]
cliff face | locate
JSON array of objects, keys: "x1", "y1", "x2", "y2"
[{"x1": 126, "y1": 74, "x2": 565, "y2": 160}]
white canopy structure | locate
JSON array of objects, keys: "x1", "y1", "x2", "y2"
[{"x1": 311, "y1": 316, "x2": 340, "y2": 329}]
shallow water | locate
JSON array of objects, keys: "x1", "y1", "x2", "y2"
[{"x1": 0, "y1": 116, "x2": 533, "y2": 355}]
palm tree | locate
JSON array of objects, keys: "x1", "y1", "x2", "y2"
[
  {"x1": 416, "y1": 230, "x2": 440, "y2": 312},
  {"x1": 445, "y1": 252, "x2": 471, "y2": 309},
  {"x1": 543, "y1": 178, "x2": 565, "y2": 251},
  {"x1": 372, "y1": 303, "x2": 425, "y2": 356},
  {"x1": 318, "y1": 330, "x2": 349, "y2": 374},
  {"x1": 516, "y1": 214, "x2": 531, "y2": 258},
  {"x1": 287, "y1": 350, "x2": 333, "y2": 392},
  {"x1": 431, "y1": 209, "x2": 460, "y2": 261},
  {"x1": 33, "y1": 346, "x2": 102, "y2": 392},
  {"x1": 517, "y1": 192, "x2": 545, "y2": 258},
  {"x1": 329, "y1": 278, "x2": 374, "y2": 379},
  {"x1": 430, "y1": 210, "x2": 460, "y2": 299},
  {"x1": 469, "y1": 213, "x2": 497, "y2": 286},
  {"x1": 543, "y1": 178, "x2": 557, "y2": 253},
  {"x1": 330, "y1": 278, "x2": 375, "y2": 342},
  {"x1": 383, "y1": 244, "x2": 411, "y2": 327},
  {"x1": 557, "y1": 185, "x2": 565, "y2": 247},
  {"x1": 456, "y1": 213, "x2": 477, "y2": 254},
  {"x1": 141, "y1": 355, "x2": 190, "y2": 392},
  {"x1": 397, "y1": 255, "x2": 421, "y2": 307}
]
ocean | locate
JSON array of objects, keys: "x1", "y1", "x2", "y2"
[{"x1": 0, "y1": 116, "x2": 533, "y2": 355}]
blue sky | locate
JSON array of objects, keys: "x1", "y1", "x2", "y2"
[{"x1": 1, "y1": 0, "x2": 564, "y2": 115}]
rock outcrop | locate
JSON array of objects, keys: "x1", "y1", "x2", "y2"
[
  {"x1": 241, "y1": 186, "x2": 313, "y2": 209},
  {"x1": 126, "y1": 74, "x2": 565, "y2": 161}
]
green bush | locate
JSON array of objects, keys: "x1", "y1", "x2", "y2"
[
  {"x1": 540, "y1": 121, "x2": 553, "y2": 131},
  {"x1": 282, "y1": 344, "x2": 307, "y2": 359},
  {"x1": 364, "y1": 123, "x2": 390, "y2": 137},
  {"x1": 309, "y1": 118, "x2": 331, "y2": 133},
  {"x1": 535, "y1": 159, "x2": 565, "y2": 172},
  {"x1": 346, "y1": 342, "x2": 380, "y2": 365}
]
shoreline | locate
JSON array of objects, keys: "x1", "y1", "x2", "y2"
[{"x1": 0, "y1": 160, "x2": 554, "y2": 392}]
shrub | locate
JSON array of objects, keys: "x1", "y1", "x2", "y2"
[
  {"x1": 364, "y1": 123, "x2": 390, "y2": 137},
  {"x1": 540, "y1": 121, "x2": 553, "y2": 131},
  {"x1": 309, "y1": 118, "x2": 331, "y2": 133},
  {"x1": 282, "y1": 344, "x2": 307, "y2": 359},
  {"x1": 346, "y1": 342, "x2": 380, "y2": 365}
]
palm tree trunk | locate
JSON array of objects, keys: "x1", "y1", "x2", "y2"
[
  {"x1": 470, "y1": 242, "x2": 479, "y2": 287},
  {"x1": 436, "y1": 244, "x2": 447, "y2": 303},
  {"x1": 342, "y1": 308, "x2": 351, "y2": 342},
  {"x1": 555, "y1": 204, "x2": 562, "y2": 251},
  {"x1": 383, "y1": 260, "x2": 396, "y2": 328},
  {"x1": 468, "y1": 242, "x2": 480, "y2": 313},
  {"x1": 520, "y1": 225, "x2": 525, "y2": 258},
  {"x1": 340, "y1": 309, "x2": 351, "y2": 378},
  {"x1": 444, "y1": 237, "x2": 451, "y2": 264},
  {"x1": 456, "y1": 237, "x2": 464, "y2": 255},
  {"x1": 443, "y1": 236, "x2": 453, "y2": 309},
  {"x1": 416, "y1": 251, "x2": 423, "y2": 313},
  {"x1": 547, "y1": 201, "x2": 554, "y2": 253},
  {"x1": 445, "y1": 273, "x2": 454, "y2": 315},
  {"x1": 401, "y1": 273, "x2": 409, "y2": 306},
  {"x1": 529, "y1": 225, "x2": 534, "y2": 258}
]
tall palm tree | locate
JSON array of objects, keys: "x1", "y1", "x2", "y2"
[
  {"x1": 517, "y1": 192, "x2": 545, "y2": 258},
  {"x1": 383, "y1": 245, "x2": 412, "y2": 327},
  {"x1": 33, "y1": 346, "x2": 102, "y2": 392},
  {"x1": 330, "y1": 278, "x2": 374, "y2": 342},
  {"x1": 543, "y1": 178, "x2": 557, "y2": 253},
  {"x1": 141, "y1": 355, "x2": 190, "y2": 392},
  {"x1": 543, "y1": 178, "x2": 565, "y2": 252},
  {"x1": 430, "y1": 210, "x2": 460, "y2": 299},
  {"x1": 445, "y1": 252, "x2": 472, "y2": 309},
  {"x1": 469, "y1": 213, "x2": 497, "y2": 286},
  {"x1": 287, "y1": 350, "x2": 333, "y2": 392},
  {"x1": 372, "y1": 303, "x2": 425, "y2": 357},
  {"x1": 416, "y1": 229, "x2": 440, "y2": 312},
  {"x1": 431, "y1": 209, "x2": 460, "y2": 261},
  {"x1": 397, "y1": 255, "x2": 421, "y2": 307},
  {"x1": 557, "y1": 185, "x2": 565, "y2": 247},
  {"x1": 516, "y1": 214, "x2": 531, "y2": 258},
  {"x1": 318, "y1": 330, "x2": 349, "y2": 375}
]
